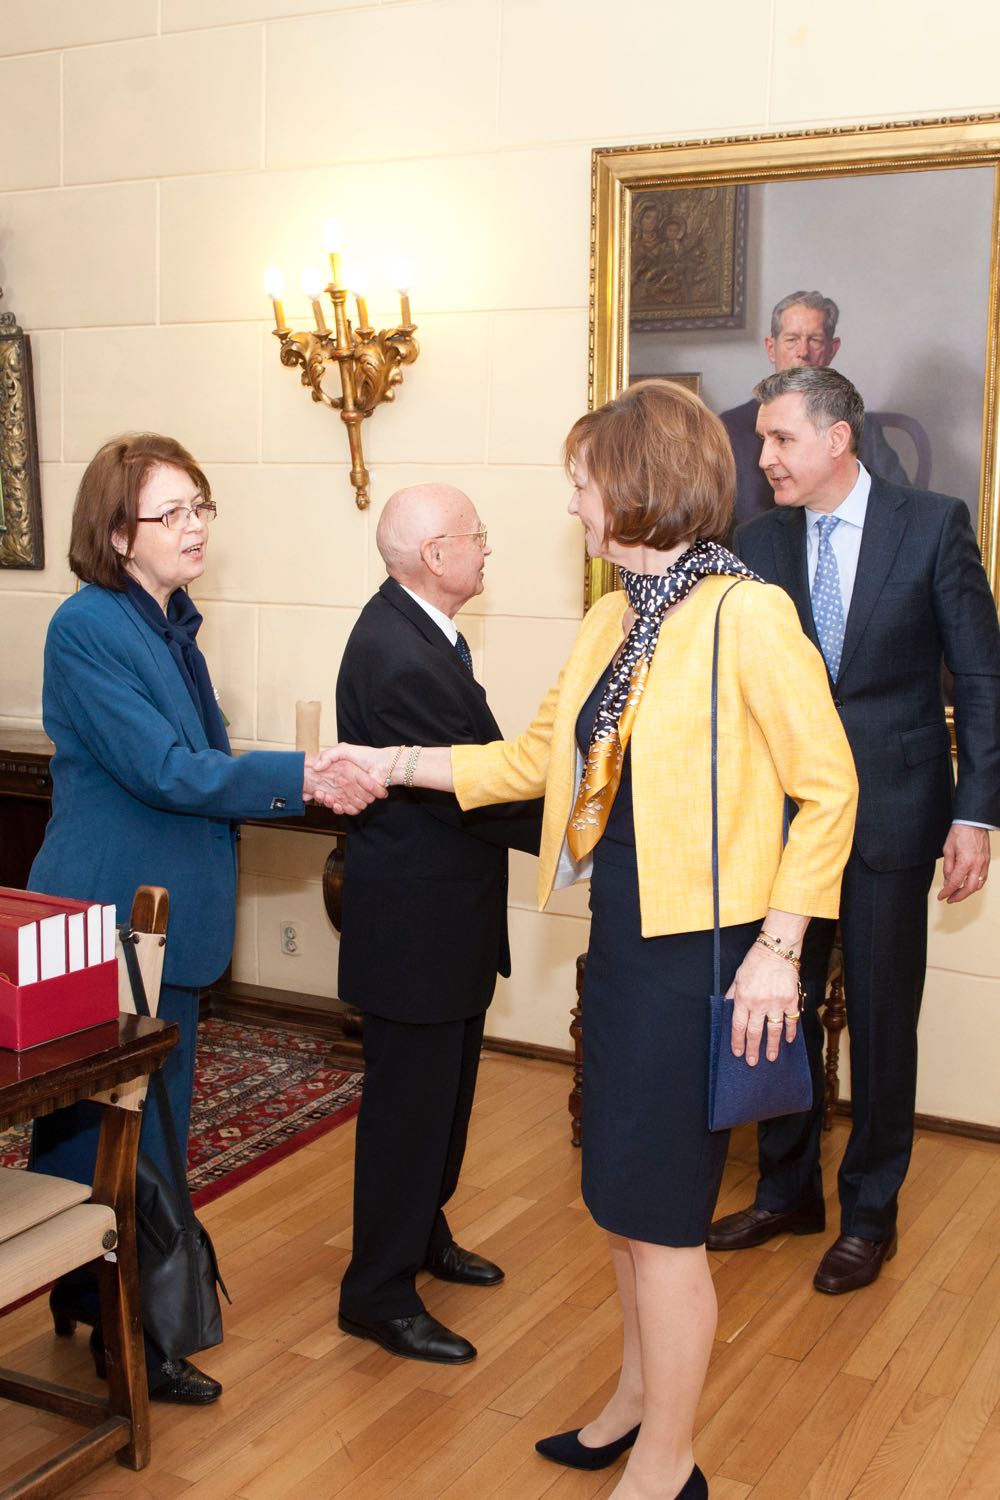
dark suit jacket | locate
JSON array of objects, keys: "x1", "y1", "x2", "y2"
[
  {"x1": 734, "y1": 476, "x2": 1000, "y2": 871},
  {"x1": 722, "y1": 397, "x2": 909, "y2": 528},
  {"x1": 336, "y1": 578, "x2": 542, "y2": 1024}
]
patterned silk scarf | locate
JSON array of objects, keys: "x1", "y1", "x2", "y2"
[{"x1": 567, "y1": 539, "x2": 760, "y2": 859}]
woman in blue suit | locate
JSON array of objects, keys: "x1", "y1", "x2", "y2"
[{"x1": 29, "y1": 431, "x2": 381, "y2": 1403}]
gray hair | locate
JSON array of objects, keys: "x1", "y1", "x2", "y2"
[
  {"x1": 770, "y1": 290, "x2": 839, "y2": 341},
  {"x1": 753, "y1": 366, "x2": 865, "y2": 452}
]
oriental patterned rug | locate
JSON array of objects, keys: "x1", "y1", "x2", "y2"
[{"x1": 0, "y1": 1017, "x2": 362, "y2": 1207}]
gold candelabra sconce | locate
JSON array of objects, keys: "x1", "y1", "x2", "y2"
[{"x1": 264, "y1": 221, "x2": 419, "y2": 509}]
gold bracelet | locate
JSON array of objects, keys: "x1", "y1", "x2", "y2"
[
  {"x1": 383, "y1": 746, "x2": 404, "y2": 789},
  {"x1": 402, "y1": 745, "x2": 422, "y2": 788},
  {"x1": 754, "y1": 929, "x2": 801, "y2": 971}
]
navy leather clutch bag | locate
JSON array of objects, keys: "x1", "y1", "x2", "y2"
[{"x1": 705, "y1": 583, "x2": 813, "y2": 1133}]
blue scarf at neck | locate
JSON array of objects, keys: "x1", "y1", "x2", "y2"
[{"x1": 124, "y1": 578, "x2": 229, "y2": 753}]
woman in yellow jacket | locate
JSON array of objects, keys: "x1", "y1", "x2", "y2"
[{"x1": 329, "y1": 380, "x2": 858, "y2": 1500}]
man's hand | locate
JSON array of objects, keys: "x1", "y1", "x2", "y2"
[
  {"x1": 938, "y1": 823, "x2": 991, "y2": 903},
  {"x1": 303, "y1": 753, "x2": 387, "y2": 816}
]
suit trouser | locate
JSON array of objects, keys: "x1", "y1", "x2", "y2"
[
  {"x1": 755, "y1": 851, "x2": 936, "y2": 1242},
  {"x1": 339, "y1": 1008, "x2": 487, "y2": 1322}
]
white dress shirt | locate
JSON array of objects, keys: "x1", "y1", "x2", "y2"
[{"x1": 400, "y1": 584, "x2": 458, "y2": 646}]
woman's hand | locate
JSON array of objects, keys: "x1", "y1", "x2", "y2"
[
  {"x1": 302, "y1": 750, "x2": 388, "y2": 815},
  {"x1": 726, "y1": 943, "x2": 802, "y2": 1066}
]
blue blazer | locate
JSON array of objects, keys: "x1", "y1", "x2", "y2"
[{"x1": 29, "y1": 585, "x2": 305, "y2": 987}]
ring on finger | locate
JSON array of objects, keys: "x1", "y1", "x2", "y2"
[
  {"x1": 784, "y1": 1010, "x2": 801, "y2": 1021},
  {"x1": 766, "y1": 1014, "x2": 784, "y2": 1025}
]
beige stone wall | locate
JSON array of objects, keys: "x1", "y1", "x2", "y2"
[{"x1": 1, "y1": 0, "x2": 998, "y2": 1120}]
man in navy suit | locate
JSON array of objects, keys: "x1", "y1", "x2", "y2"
[
  {"x1": 721, "y1": 290, "x2": 907, "y2": 527},
  {"x1": 334, "y1": 484, "x2": 541, "y2": 1362},
  {"x1": 710, "y1": 366, "x2": 1000, "y2": 1292}
]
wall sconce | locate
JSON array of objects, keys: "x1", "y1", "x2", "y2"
[{"x1": 264, "y1": 220, "x2": 419, "y2": 509}]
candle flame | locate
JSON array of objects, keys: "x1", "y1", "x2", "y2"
[
  {"x1": 264, "y1": 265, "x2": 286, "y2": 299},
  {"x1": 323, "y1": 218, "x2": 344, "y2": 253}
]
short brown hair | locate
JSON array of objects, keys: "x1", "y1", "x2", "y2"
[
  {"x1": 69, "y1": 433, "x2": 210, "y2": 590},
  {"x1": 754, "y1": 366, "x2": 865, "y2": 452},
  {"x1": 563, "y1": 379, "x2": 735, "y2": 550}
]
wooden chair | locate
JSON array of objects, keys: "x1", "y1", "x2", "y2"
[{"x1": 0, "y1": 885, "x2": 170, "y2": 1498}]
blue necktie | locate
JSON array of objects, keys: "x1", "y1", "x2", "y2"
[
  {"x1": 811, "y1": 515, "x2": 846, "y2": 680},
  {"x1": 454, "y1": 630, "x2": 474, "y2": 674}
]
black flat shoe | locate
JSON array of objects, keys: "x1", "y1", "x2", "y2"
[
  {"x1": 150, "y1": 1358, "x2": 223, "y2": 1404},
  {"x1": 676, "y1": 1465, "x2": 708, "y2": 1499},
  {"x1": 338, "y1": 1309, "x2": 476, "y2": 1364},
  {"x1": 535, "y1": 1422, "x2": 640, "y2": 1470},
  {"x1": 423, "y1": 1241, "x2": 504, "y2": 1286}
]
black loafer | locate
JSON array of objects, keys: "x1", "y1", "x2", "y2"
[
  {"x1": 813, "y1": 1230, "x2": 898, "y2": 1294},
  {"x1": 706, "y1": 1200, "x2": 826, "y2": 1251},
  {"x1": 424, "y1": 1241, "x2": 504, "y2": 1286},
  {"x1": 535, "y1": 1422, "x2": 640, "y2": 1470},
  {"x1": 150, "y1": 1358, "x2": 222, "y2": 1404},
  {"x1": 338, "y1": 1309, "x2": 476, "y2": 1364}
]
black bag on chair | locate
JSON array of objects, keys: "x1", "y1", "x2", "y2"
[{"x1": 120, "y1": 927, "x2": 230, "y2": 1361}]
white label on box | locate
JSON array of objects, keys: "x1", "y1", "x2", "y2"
[
  {"x1": 67, "y1": 912, "x2": 86, "y2": 972},
  {"x1": 18, "y1": 923, "x2": 38, "y2": 986},
  {"x1": 102, "y1": 905, "x2": 116, "y2": 963},
  {"x1": 86, "y1": 904, "x2": 102, "y2": 967},
  {"x1": 39, "y1": 914, "x2": 67, "y2": 980}
]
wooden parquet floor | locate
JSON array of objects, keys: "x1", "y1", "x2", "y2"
[{"x1": 0, "y1": 1054, "x2": 998, "y2": 1499}]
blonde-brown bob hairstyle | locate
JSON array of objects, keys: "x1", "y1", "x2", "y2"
[
  {"x1": 563, "y1": 379, "x2": 735, "y2": 550},
  {"x1": 69, "y1": 432, "x2": 210, "y2": 591}
]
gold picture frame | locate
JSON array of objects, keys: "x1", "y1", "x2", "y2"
[
  {"x1": 0, "y1": 308, "x2": 44, "y2": 571},
  {"x1": 586, "y1": 115, "x2": 1000, "y2": 608}
]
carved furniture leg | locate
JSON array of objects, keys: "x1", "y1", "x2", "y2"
[
  {"x1": 570, "y1": 955, "x2": 585, "y2": 1148},
  {"x1": 820, "y1": 931, "x2": 847, "y2": 1132}
]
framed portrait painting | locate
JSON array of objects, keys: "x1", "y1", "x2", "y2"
[{"x1": 587, "y1": 116, "x2": 1000, "y2": 611}]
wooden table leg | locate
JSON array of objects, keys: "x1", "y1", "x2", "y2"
[{"x1": 92, "y1": 1106, "x2": 150, "y2": 1470}]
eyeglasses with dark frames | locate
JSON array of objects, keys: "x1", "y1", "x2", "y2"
[{"x1": 135, "y1": 500, "x2": 218, "y2": 532}]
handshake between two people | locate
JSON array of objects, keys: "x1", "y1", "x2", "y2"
[{"x1": 301, "y1": 744, "x2": 404, "y2": 817}]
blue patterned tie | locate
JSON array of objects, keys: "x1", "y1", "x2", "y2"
[
  {"x1": 454, "y1": 630, "x2": 474, "y2": 674},
  {"x1": 811, "y1": 515, "x2": 846, "y2": 680}
]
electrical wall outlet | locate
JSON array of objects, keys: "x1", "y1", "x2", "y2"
[{"x1": 280, "y1": 920, "x2": 301, "y2": 956}]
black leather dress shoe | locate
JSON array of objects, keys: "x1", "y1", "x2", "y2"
[
  {"x1": 535, "y1": 1422, "x2": 640, "y2": 1470},
  {"x1": 424, "y1": 1241, "x2": 504, "y2": 1286},
  {"x1": 338, "y1": 1309, "x2": 476, "y2": 1363},
  {"x1": 706, "y1": 1200, "x2": 826, "y2": 1251},
  {"x1": 149, "y1": 1358, "x2": 223, "y2": 1404},
  {"x1": 813, "y1": 1230, "x2": 898, "y2": 1294}
]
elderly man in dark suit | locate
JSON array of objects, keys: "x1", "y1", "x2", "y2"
[
  {"x1": 335, "y1": 483, "x2": 541, "y2": 1363},
  {"x1": 709, "y1": 366, "x2": 1000, "y2": 1293},
  {"x1": 721, "y1": 290, "x2": 907, "y2": 527}
]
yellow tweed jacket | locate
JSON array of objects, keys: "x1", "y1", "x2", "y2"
[{"x1": 452, "y1": 577, "x2": 858, "y2": 937}]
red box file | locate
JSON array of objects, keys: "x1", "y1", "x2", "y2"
[{"x1": 0, "y1": 960, "x2": 119, "y2": 1051}]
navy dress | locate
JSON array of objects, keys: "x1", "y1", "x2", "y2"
[{"x1": 576, "y1": 666, "x2": 760, "y2": 1247}]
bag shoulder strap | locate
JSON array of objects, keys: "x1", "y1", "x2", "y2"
[
  {"x1": 711, "y1": 580, "x2": 750, "y2": 995},
  {"x1": 119, "y1": 923, "x2": 198, "y2": 1228}
]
